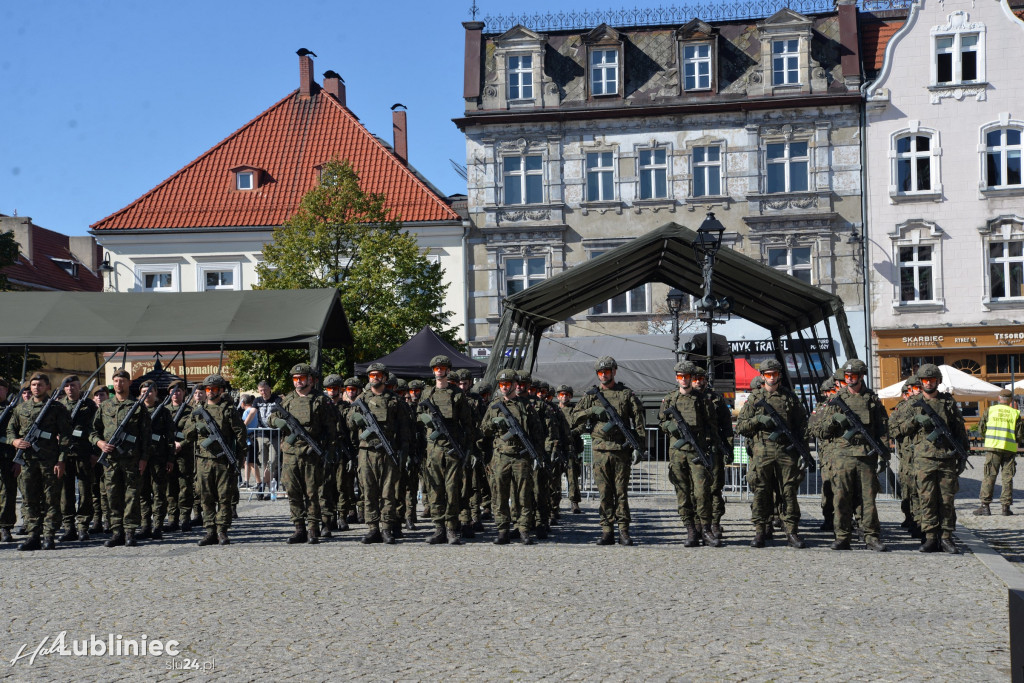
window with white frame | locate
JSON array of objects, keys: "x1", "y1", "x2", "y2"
[
  {"x1": 137, "y1": 265, "x2": 178, "y2": 293},
  {"x1": 197, "y1": 263, "x2": 241, "y2": 291},
  {"x1": 589, "y1": 250, "x2": 649, "y2": 314},
  {"x1": 507, "y1": 55, "x2": 533, "y2": 100},
  {"x1": 766, "y1": 141, "x2": 809, "y2": 193},
  {"x1": 637, "y1": 148, "x2": 667, "y2": 200},
  {"x1": 502, "y1": 154, "x2": 543, "y2": 205},
  {"x1": 989, "y1": 238, "x2": 1024, "y2": 300},
  {"x1": 586, "y1": 152, "x2": 615, "y2": 201},
  {"x1": 898, "y1": 245, "x2": 935, "y2": 303},
  {"x1": 895, "y1": 134, "x2": 933, "y2": 194},
  {"x1": 934, "y1": 32, "x2": 980, "y2": 85},
  {"x1": 236, "y1": 171, "x2": 254, "y2": 191},
  {"x1": 767, "y1": 246, "x2": 812, "y2": 284},
  {"x1": 985, "y1": 127, "x2": 1023, "y2": 189},
  {"x1": 772, "y1": 39, "x2": 800, "y2": 86},
  {"x1": 504, "y1": 256, "x2": 546, "y2": 296},
  {"x1": 692, "y1": 145, "x2": 722, "y2": 197},
  {"x1": 590, "y1": 49, "x2": 618, "y2": 96},
  {"x1": 683, "y1": 44, "x2": 712, "y2": 91}
]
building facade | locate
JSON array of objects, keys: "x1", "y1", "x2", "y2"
[
  {"x1": 455, "y1": 4, "x2": 868, "y2": 362},
  {"x1": 863, "y1": 0, "x2": 1024, "y2": 413}
]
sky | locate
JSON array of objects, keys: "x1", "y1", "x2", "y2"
[{"x1": 0, "y1": 0, "x2": 575, "y2": 236}]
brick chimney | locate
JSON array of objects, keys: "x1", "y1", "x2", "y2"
[
  {"x1": 463, "y1": 21, "x2": 484, "y2": 101},
  {"x1": 836, "y1": 0, "x2": 862, "y2": 88},
  {"x1": 392, "y1": 104, "x2": 408, "y2": 164},
  {"x1": 1, "y1": 215, "x2": 32, "y2": 263},
  {"x1": 69, "y1": 235, "x2": 99, "y2": 271},
  {"x1": 297, "y1": 48, "x2": 316, "y2": 98},
  {"x1": 323, "y1": 70, "x2": 346, "y2": 106}
]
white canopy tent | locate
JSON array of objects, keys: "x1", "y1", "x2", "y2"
[{"x1": 877, "y1": 364, "x2": 1003, "y2": 400}]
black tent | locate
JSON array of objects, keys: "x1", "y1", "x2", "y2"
[{"x1": 355, "y1": 326, "x2": 485, "y2": 378}]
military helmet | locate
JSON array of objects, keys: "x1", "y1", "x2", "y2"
[
  {"x1": 343, "y1": 377, "x2": 363, "y2": 388},
  {"x1": 386, "y1": 373, "x2": 398, "y2": 386},
  {"x1": 594, "y1": 356, "x2": 618, "y2": 372},
  {"x1": 367, "y1": 362, "x2": 387, "y2": 375},
  {"x1": 917, "y1": 363, "x2": 942, "y2": 379},
  {"x1": 394, "y1": 378, "x2": 408, "y2": 390},
  {"x1": 750, "y1": 376, "x2": 765, "y2": 390},
  {"x1": 497, "y1": 369, "x2": 517, "y2": 383},
  {"x1": 832, "y1": 367, "x2": 846, "y2": 382},
  {"x1": 474, "y1": 381, "x2": 492, "y2": 395},
  {"x1": 290, "y1": 363, "x2": 313, "y2": 377},
  {"x1": 429, "y1": 354, "x2": 452, "y2": 369},
  {"x1": 674, "y1": 360, "x2": 698, "y2": 375},
  {"x1": 408, "y1": 379, "x2": 425, "y2": 390},
  {"x1": 843, "y1": 359, "x2": 868, "y2": 375},
  {"x1": 203, "y1": 374, "x2": 228, "y2": 388},
  {"x1": 450, "y1": 368, "x2": 469, "y2": 382},
  {"x1": 516, "y1": 370, "x2": 532, "y2": 384},
  {"x1": 820, "y1": 378, "x2": 836, "y2": 395},
  {"x1": 323, "y1": 374, "x2": 344, "y2": 387},
  {"x1": 692, "y1": 365, "x2": 708, "y2": 377},
  {"x1": 905, "y1": 375, "x2": 922, "y2": 388},
  {"x1": 760, "y1": 359, "x2": 783, "y2": 373},
  {"x1": 555, "y1": 384, "x2": 574, "y2": 395}
]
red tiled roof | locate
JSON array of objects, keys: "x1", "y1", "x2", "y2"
[
  {"x1": 861, "y1": 18, "x2": 905, "y2": 76},
  {"x1": 2, "y1": 222, "x2": 103, "y2": 292},
  {"x1": 91, "y1": 90, "x2": 459, "y2": 230}
]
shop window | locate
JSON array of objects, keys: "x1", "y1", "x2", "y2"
[
  {"x1": 951, "y1": 358, "x2": 981, "y2": 375},
  {"x1": 986, "y1": 353, "x2": 1024, "y2": 374},
  {"x1": 900, "y1": 355, "x2": 944, "y2": 379}
]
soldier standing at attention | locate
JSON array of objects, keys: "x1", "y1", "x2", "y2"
[
  {"x1": 692, "y1": 365, "x2": 733, "y2": 540},
  {"x1": 0, "y1": 379, "x2": 16, "y2": 543},
  {"x1": 166, "y1": 380, "x2": 194, "y2": 532},
  {"x1": 57, "y1": 375, "x2": 98, "y2": 542},
  {"x1": 348, "y1": 362, "x2": 408, "y2": 544},
  {"x1": 571, "y1": 356, "x2": 646, "y2": 546},
  {"x1": 807, "y1": 378, "x2": 839, "y2": 534},
  {"x1": 88, "y1": 385, "x2": 110, "y2": 533},
  {"x1": 895, "y1": 363, "x2": 969, "y2": 553},
  {"x1": 735, "y1": 359, "x2": 809, "y2": 549},
  {"x1": 419, "y1": 355, "x2": 474, "y2": 545},
  {"x1": 91, "y1": 369, "x2": 151, "y2": 548},
  {"x1": 340, "y1": 377, "x2": 363, "y2": 527},
  {"x1": 404, "y1": 379, "x2": 427, "y2": 531},
  {"x1": 8, "y1": 373, "x2": 72, "y2": 551},
  {"x1": 891, "y1": 376, "x2": 922, "y2": 537},
  {"x1": 138, "y1": 380, "x2": 173, "y2": 540},
  {"x1": 519, "y1": 373, "x2": 554, "y2": 538},
  {"x1": 818, "y1": 360, "x2": 889, "y2": 552},
  {"x1": 555, "y1": 385, "x2": 583, "y2": 515},
  {"x1": 273, "y1": 363, "x2": 336, "y2": 545},
  {"x1": 320, "y1": 374, "x2": 347, "y2": 537},
  {"x1": 974, "y1": 388, "x2": 1022, "y2": 516},
  {"x1": 183, "y1": 374, "x2": 246, "y2": 546},
  {"x1": 453, "y1": 369, "x2": 485, "y2": 537}
]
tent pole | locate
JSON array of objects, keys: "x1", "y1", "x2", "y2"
[
  {"x1": 19, "y1": 345, "x2": 28, "y2": 389},
  {"x1": 121, "y1": 345, "x2": 128, "y2": 370},
  {"x1": 217, "y1": 343, "x2": 225, "y2": 374},
  {"x1": 181, "y1": 349, "x2": 187, "y2": 387}
]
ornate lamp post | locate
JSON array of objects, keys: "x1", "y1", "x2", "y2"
[
  {"x1": 666, "y1": 288, "x2": 685, "y2": 362},
  {"x1": 695, "y1": 212, "x2": 726, "y2": 383}
]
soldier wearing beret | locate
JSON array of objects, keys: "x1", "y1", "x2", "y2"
[
  {"x1": 138, "y1": 379, "x2": 174, "y2": 540},
  {"x1": 165, "y1": 380, "x2": 194, "y2": 532},
  {"x1": 56, "y1": 374, "x2": 98, "y2": 542}
]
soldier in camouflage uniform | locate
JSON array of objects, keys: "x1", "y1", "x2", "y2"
[
  {"x1": 165, "y1": 381, "x2": 195, "y2": 532},
  {"x1": 183, "y1": 374, "x2": 246, "y2": 546},
  {"x1": 340, "y1": 377, "x2": 363, "y2": 526},
  {"x1": 814, "y1": 359, "x2": 889, "y2": 551},
  {"x1": 517, "y1": 371, "x2": 555, "y2": 538},
  {"x1": 571, "y1": 356, "x2": 646, "y2": 546},
  {"x1": 735, "y1": 359, "x2": 809, "y2": 549},
  {"x1": 56, "y1": 375, "x2": 98, "y2": 542},
  {"x1": 0, "y1": 379, "x2": 17, "y2": 543},
  {"x1": 892, "y1": 363, "x2": 968, "y2": 553},
  {"x1": 273, "y1": 363, "x2": 337, "y2": 544},
  {"x1": 974, "y1": 388, "x2": 1023, "y2": 516},
  {"x1": 889, "y1": 376, "x2": 922, "y2": 537},
  {"x1": 138, "y1": 380, "x2": 173, "y2": 540},
  {"x1": 403, "y1": 379, "x2": 427, "y2": 530},
  {"x1": 806, "y1": 378, "x2": 839, "y2": 534},
  {"x1": 7, "y1": 373, "x2": 72, "y2": 551},
  {"x1": 555, "y1": 385, "x2": 583, "y2": 515},
  {"x1": 419, "y1": 356, "x2": 474, "y2": 544},
  {"x1": 321, "y1": 374, "x2": 347, "y2": 537},
  {"x1": 392, "y1": 378, "x2": 416, "y2": 534},
  {"x1": 539, "y1": 382, "x2": 568, "y2": 524},
  {"x1": 452, "y1": 369, "x2": 485, "y2": 536},
  {"x1": 348, "y1": 362, "x2": 409, "y2": 544},
  {"x1": 659, "y1": 361, "x2": 723, "y2": 547},
  {"x1": 91, "y1": 369, "x2": 152, "y2": 548},
  {"x1": 692, "y1": 365, "x2": 733, "y2": 539}
]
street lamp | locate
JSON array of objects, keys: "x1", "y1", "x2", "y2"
[
  {"x1": 666, "y1": 288, "x2": 685, "y2": 362},
  {"x1": 695, "y1": 212, "x2": 726, "y2": 383},
  {"x1": 98, "y1": 253, "x2": 115, "y2": 291}
]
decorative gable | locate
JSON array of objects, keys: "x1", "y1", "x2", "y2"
[
  {"x1": 676, "y1": 19, "x2": 716, "y2": 42},
  {"x1": 582, "y1": 23, "x2": 621, "y2": 45},
  {"x1": 758, "y1": 8, "x2": 813, "y2": 32}
]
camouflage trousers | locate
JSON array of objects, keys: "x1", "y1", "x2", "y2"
[
  {"x1": 818, "y1": 450, "x2": 836, "y2": 523},
  {"x1": 710, "y1": 450, "x2": 726, "y2": 524},
  {"x1": 565, "y1": 454, "x2": 582, "y2": 504},
  {"x1": 167, "y1": 451, "x2": 195, "y2": 523},
  {"x1": 830, "y1": 454, "x2": 881, "y2": 542},
  {"x1": 357, "y1": 448, "x2": 397, "y2": 529},
  {"x1": 22, "y1": 457, "x2": 62, "y2": 537},
  {"x1": 89, "y1": 461, "x2": 108, "y2": 525},
  {"x1": 399, "y1": 459, "x2": 420, "y2": 522},
  {"x1": 1, "y1": 454, "x2": 20, "y2": 529},
  {"x1": 337, "y1": 459, "x2": 358, "y2": 518},
  {"x1": 491, "y1": 452, "x2": 534, "y2": 533},
  {"x1": 749, "y1": 452, "x2": 803, "y2": 533},
  {"x1": 424, "y1": 448, "x2": 463, "y2": 529},
  {"x1": 104, "y1": 457, "x2": 142, "y2": 533},
  {"x1": 593, "y1": 450, "x2": 632, "y2": 532},
  {"x1": 897, "y1": 448, "x2": 918, "y2": 522},
  {"x1": 196, "y1": 457, "x2": 233, "y2": 532},
  {"x1": 319, "y1": 460, "x2": 338, "y2": 526},
  {"x1": 667, "y1": 450, "x2": 711, "y2": 526},
  {"x1": 60, "y1": 456, "x2": 94, "y2": 530},
  {"x1": 980, "y1": 450, "x2": 1016, "y2": 506},
  {"x1": 547, "y1": 460, "x2": 565, "y2": 513},
  {"x1": 532, "y1": 465, "x2": 551, "y2": 528},
  {"x1": 915, "y1": 456, "x2": 959, "y2": 538},
  {"x1": 284, "y1": 452, "x2": 323, "y2": 527},
  {"x1": 139, "y1": 460, "x2": 169, "y2": 528},
  {"x1": 459, "y1": 457, "x2": 484, "y2": 525}
]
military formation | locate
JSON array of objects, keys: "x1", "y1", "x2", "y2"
[{"x1": 0, "y1": 351, "x2": 1014, "y2": 553}]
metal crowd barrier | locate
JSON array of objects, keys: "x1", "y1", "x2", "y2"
[{"x1": 243, "y1": 428, "x2": 285, "y2": 501}]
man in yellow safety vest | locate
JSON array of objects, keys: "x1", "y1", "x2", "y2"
[{"x1": 974, "y1": 389, "x2": 1023, "y2": 516}]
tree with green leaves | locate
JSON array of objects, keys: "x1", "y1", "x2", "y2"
[
  {"x1": 229, "y1": 159, "x2": 460, "y2": 392},
  {"x1": 0, "y1": 230, "x2": 19, "y2": 291}
]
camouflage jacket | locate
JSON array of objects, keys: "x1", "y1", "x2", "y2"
[
  {"x1": 570, "y1": 383, "x2": 646, "y2": 453},
  {"x1": 58, "y1": 393, "x2": 98, "y2": 459},
  {"x1": 347, "y1": 390, "x2": 409, "y2": 455},
  {"x1": 7, "y1": 395, "x2": 72, "y2": 461},
  {"x1": 658, "y1": 389, "x2": 719, "y2": 455},
  {"x1": 894, "y1": 391, "x2": 969, "y2": 461},
  {"x1": 419, "y1": 383, "x2": 474, "y2": 455},
  {"x1": 280, "y1": 391, "x2": 338, "y2": 459},
  {"x1": 480, "y1": 395, "x2": 545, "y2": 458},
  {"x1": 735, "y1": 387, "x2": 808, "y2": 458},
  {"x1": 814, "y1": 387, "x2": 889, "y2": 459},
  {"x1": 90, "y1": 395, "x2": 152, "y2": 461},
  {"x1": 183, "y1": 397, "x2": 247, "y2": 462}
]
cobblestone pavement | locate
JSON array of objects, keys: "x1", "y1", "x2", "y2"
[
  {"x1": 0, "y1": 480, "x2": 1014, "y2": 681},
  {"x1": 956, "y1": 453, "x2": 1024, "y2": 564}
]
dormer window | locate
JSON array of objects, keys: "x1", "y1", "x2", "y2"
[
  {"x1": 51, "y1": 258, "x2": 78, "y2": 278},
  {"x1": 676, "y1": 20, "x2": 718, "y2": 94},
  {"x1": 583, "y1": 24, "x2": 623, "y2": 99},
  {"x1": 772, "y1": 39, "x2": 800, "y2": 85},
  {"x1": 231, "y1": 166, "x2": 262, "y2": 191},
  {"x1": 931, "y1": 11, "x2": 986, "y2": 87}
]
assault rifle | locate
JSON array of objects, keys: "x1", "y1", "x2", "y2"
[
  {"x1": 191, "y1": 402, "x2": 239, "y2": 473},
  {"x1": 269, "y1": 403, "x2": 330, "y2": 468},
  {"x1": 351, "y1": 398, "x2": 400, "y2": 469},
  {"x1": 422, "y1": 398, "x2": 468, "y2": 466},
  {"x1": 587, "y1": 386, "x2": 648, "y2": 465},
  {"x1": 69, "y1": 379, "x2": 98, "y2": 438},
  {"x1": 664, "y1": 403, "x2": 713, "y2": 471},
  {"x1": 753, "y1": 398, "x2": 816, "y2": 472},
  {"x1": 912, "y1": 396, "x2": 973, "y2": 474},
  {"x1": 148, "y1": 393, "x2": 175, "y2": 447},
  {"x1": 495, "y1": 399, "x2": 542, "y2": 470},
  {"x1": 98, "y1": 386, "x2": 151, "y2": 468},
  {"x1": 0, "y1": 395, "x2": 24, "y2": 445},
  {"x1": 172, "y1": 394, "x2": 193, "y2": 440},
  {"x1": 828, "y1": 393, "x2": 901, "y2": 497},
  {"x1": 13, "y1": 378, "x2": 72, "y2": 466}
]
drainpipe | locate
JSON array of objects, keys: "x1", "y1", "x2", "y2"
[
  {"x1": 462, "y1": 219, "x2": 471, "y2": 343},
  {"x1": 859, "y1": 80, "x2": 873, "y2": 384}
]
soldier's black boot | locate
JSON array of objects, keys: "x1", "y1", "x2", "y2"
[
  {"x1": 218, "y1": 531, "x2": 230, "y2": 545},
  {"x1": 771, "y1": 516, "x2": 783, "y2": 530},
  {"x1": 473, "y1": 518, "x2": 485, "y2": 533},
  {"x1": 151, "y1": 525, "x2": 163, "y2": 540},
  {"x1": 819, "y1": 517, "x2": 835, "y2": 532},
  {"x1": 361, "y1": 526, "x2": 383, "y2": 544},
  {"x1": 307, "y1": 524, "x2": 320, "y2": 545},
  {"x1": 125, "y1": 529, "x2": 138, "y2": 547},
  {"x1": 346, "y1": 510, "x2": 359, "y2": 524},
  {"x1": 78, "y1": 526, "x2": 91, "y2": 542},
  {"x1": 830, "y1": 538, "x2": 851, "y2": 550},
  {"x1": 519, "y1": 528, "x2": 535, "y2": 545},
  {"x1": 493, "y1": 529, "x2": 510, "y2": 545},
  {"x1": 232, "y1": 506, "x2": 239, "y2": 519},
  {"x1": 571, "y1": 502, "x2": 582, "y2": 514},
  {"x1": 405, "y1": 516, "x2": 416, "y2": 531},
  {"x1": 181, "y1": 517, "x2": 192, "y2": 533},
  {"x1": 14, "y1": 524, "x2": 27, "y2": 535},
  {"x1": 391, "y1": 521, "x2": 404, "y2": 539},
  {"x1": 320, "y1": 519, "x2": 333, "y2": 539},
  {"x1": 136, "y1": 524, "x2": 151, "y2": 540},
  {"x1": 380, "y1": 527, "x2": 396, "y2": 545},
  {"x1": 165, "y1": 517, "x2": 180, "y2": 532},
  {"x1": 0, "y1": 528, "x2": 14, "y2": 542},
  {"x1": 786, "y1": 531, "x2": 806, "y2": 549},
  {"x1": 461, "y1": 522, "x2": 475, "y2": 539},
  {"x1": 427, "y1": 524, "x2": 446, "y2": 544},
  {"x1": 711, "y1": 522, "x2": 724, "y2": 539},
  {"x1": 534, "y1": 524, "x2": 548, "y2": 540},
  {"x1": 101, "y1": 520, "x2": 111, "y2": 534},
  {"x1": 447, "y1": 527, "x2": 463, "y2": 545},
  {"x1": 703, "y1": 524, "x2": 722, "y2": 548},
  {"x1": 357, "y1": 509, "x2": 366, "y2": 524},
  {"x1": 865, "y1": 537, "x2": 887, "y2": 552},
  {"x1": 57, "y1": 527, "x2": 78, "y2": 542},
  {"x1": 596, "y1": 530, "x2": 615, "y2": 545},
  {"x1": 683, "y1": 524, "x2": 700, "y2": 548},
  {"x1": 750, "y1": 528, "x2": 767, "y2": 548},
  {"x1": 287, "y1": 523, "x2": 308, "y2": 544},
  {"x1": 104, "y1": 531, "x2": 125, "y2": 548},
  {"x1": 337, "y1": 516, "x2": 349, "y2": 532},
  {"x1": 41, "y1": 536, "x2": 56, "y2": 550},
  {"x1": 18, "y1": 534, "x2": 41, "y2": 551},
  {"x1": 940, "y1": 537, "x2": 960, "y2": 554},
  {"x1": 919, "y1": 535, "x2": 940, "y2": 553},
  {"x1": 618, "y1": 528, "x2": 633, "y2": 546},
  {"x1": 191, "y1": 511, "x2": 203, "y2": 526},
  {"x1": 973, "y1": 503, "x2": 991, "y2": 516},
  {"x1": 1003, "y1": 505, "x2": 1014, "y2": 516},
  {"x1": 198, "y1": 530, "x2": 218, "y2": 546},
  {"x1": 89, "y1": 518, "x2": 103, "y2": 534},
  {"x1": 481, "y1": 506, "x2": 493, "y2": 520}
]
